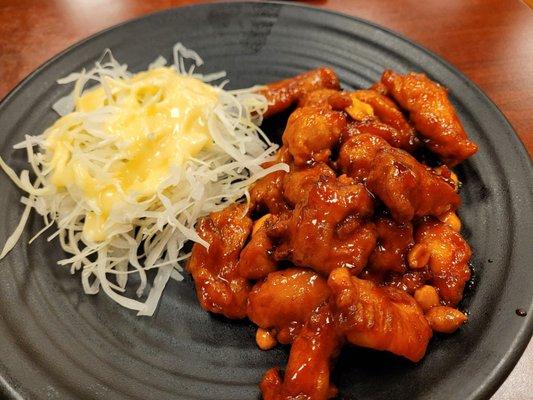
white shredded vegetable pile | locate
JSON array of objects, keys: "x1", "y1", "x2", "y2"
[{"x1": 0, "y1": 43, "x2": 287, "y2": 316}]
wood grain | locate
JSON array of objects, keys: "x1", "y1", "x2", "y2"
[{"x1": 0, "y1": 1, "x2": 531, "y2": 398}]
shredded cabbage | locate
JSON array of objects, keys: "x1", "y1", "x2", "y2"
[{"x1": 0, "y1": 43, "x2": 288, "y2": 316}]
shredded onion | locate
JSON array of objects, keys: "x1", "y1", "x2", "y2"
[{"x1": 0, "y1": 43, "x2": 288, "y2": 316}]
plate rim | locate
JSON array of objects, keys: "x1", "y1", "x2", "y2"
[{"x1": 0, "y1": 2, "x2": 531, "y2": 399}]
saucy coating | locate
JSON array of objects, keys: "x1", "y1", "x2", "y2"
[
  {"x1": 261, "y1": 67, "x2": 341, "y2": 117},
  {"x1": 247, "y1": 268, "x2": 331, "y2": 344},
  {"x1": 367, "y1": 146, "x2": 460, "y2": 222},
  {"x1": 187, "y1": 204, "x2": 252, "y2": 319},
  {"x1": 271, "y1": 175, "x2": 376, "y2": 276},
  {"x1": 187, "y1": 68, "x2": 479, "y2": 400},
  {"x1": 350, "y1": 90, "x2": 417, "y2": 150},
  {"x1": 282, "y1": 163, "x2": 336, "y2": 206},
  {"x1": 260, "y1": 304, "x2": 340, "y2": 400},
  {"x1": 250, "y1": 169, "x2": 289, "y2": 215},
  {"x1": 238, "y1": 216, "x2": 277, "y2": 280},
  {"x1": 381, "y1": 70, "x2": 478, "y2": 165},
  {"x1": 299, "y1": 88, "x2": 352, "y2": 110},
  {"x1": 369, "y1": 217, "x2": 414, "y2": 274},
  {"x1": 328, "y1": 268, "x2": 432, "y2": 362},
  {"x1": 337, "y1": 133, "x2": 389, "y2": 182},
  {"x1": 283, "y1": 106, "x2": 347, "y2": 166},
  {"x1": 339, "y1": 134, "x2": 460, "y2": 222},
  {"x1": 387, "y1": 267, "x2": 433, "y2": 295},
  {"x1": 249, "y1": 148, "x2": 292, "y2": 215},
  {"x1": 370, "y1": 81, "x2": 389, "y2": 96},
  {"x1": 346, "y1": 119, "x2": 409, "y2": 150},
  {"x1": 414, "y1": 219, "x2": 472, "y2": 306}
]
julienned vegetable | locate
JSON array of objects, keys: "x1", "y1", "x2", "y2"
[{"x1": 0, "y1": 43, "x2": 287, "y2": 316}]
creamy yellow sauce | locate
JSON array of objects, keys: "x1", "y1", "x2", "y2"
[{"x1": 44, "y1": 67, "x2": 218, "y2": 241}]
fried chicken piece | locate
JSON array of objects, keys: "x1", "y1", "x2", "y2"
[
  {"x1": 187, "y1": 204, "x2": 252, "y2": 319},
  {"x1": 250, "y1": 169, "x2": 289, "y2": 215},
  {"x1": 238, "y1": 215, "x2": 277, "y2": 280},
  {"x1": 250, "y1": 147, "x2": 293, "y2": 214},
  {"x1": 343, "y1": 119, "x2": 409, "y2": 150},
  {"x1": 299, "y1": 88, "x2": 353, "y2": 111},
  {"x1": 261, "y1": 67, "x2": 341, "y2": 117},
  {"x1": 414, "y1": 219, "x2": 472, "y2": 306},
  {"x1": 370, "y1": 81, "x2": 389, "y2": 96},
  {"x1": 247, "y1": 268, "x2": 331, "y2": 345},
  {"x1": 369, "y1": 217, "x2": 414, "y2": 274},
  {"x1": 299, "y1": 88, "x2": 338, "y2": 108},
  {"x1": 282, "y1": 163, "x2": 336, "y2": 206},
  {"x1": 350, "y1": 90, "x2": 417, "y2": 150},
  {"x1": 367, "y1": 145, "x2": 460, "y2": 222},
  {"x1": 283, "y1": 106, "x2": 347, "y2": 166},
  {"x1": 270, "y1": 175, "x2": 376, "y2": 276},
  {"x1": 381, "y1": 70, "x2": 478, "y2": 165},
  {"x1": 337, "y1": 133, "x2": 389, "y2": 182},
  {"x1": 338, "y1": 133, "x2": 459, "y2": 222},
  {"x1": 260, "y1": 304, "x2": 340, "y2": 400},
  {"x1": 275, "y1": 145, "x2": 293, "y2": 164},
  {"x1": 328, "y1": 268, "x2": 432, "y2": 362}
]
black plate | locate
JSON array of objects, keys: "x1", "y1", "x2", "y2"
[{"x1": 0, "y1": 2, "x2": 531, "y2": 400}]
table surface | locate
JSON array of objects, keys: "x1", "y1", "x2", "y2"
[{"x1": 0, "y1": 0, "x2": 531, "y2": 399}]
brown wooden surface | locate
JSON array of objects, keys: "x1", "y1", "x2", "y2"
[{"x1": 0, "y1": 0, "x2": 531, "y2": 398}]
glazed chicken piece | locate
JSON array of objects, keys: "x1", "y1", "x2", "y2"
[
  {"x1": 344, "y1": 119, "x2": 411, "y2": 151},
  {"x1": 283, "y1": 106, "x2": 347, "y2": 166},
  {"x1": 368, "y1": 217, "x2": 414, "y2": 274},
  {"x1": 282, "y1": 162, "x2": 336, "y2": 206},
  {"x1": 260, "y1": 304, "x2": 341, "y2": 400},
  {"x1": 328, "y1": 268, "x2": 432, "y2": 362},
  {"x1": 303, "y1": 87, "x2": 417, "y2": 151},
  {"x1": 238, "y1": 215, "x2": 277, "y2": 280},
  {"x1": 250, "y1": 147, "x2": 293, "y2": 215},
  {"x1": 298, "y1": 88, "x2": 353, "y2": 110},
  {"x1": 187, "y1": 204, "x2": 252, "y2": 319},
  {"x1": 299, "y1": 88, "x2": 338, "y2": 108},
  {"x1": 348, "y1": 90, "x2": 417, "y2": 150},
  {"x1": 261, "y1": 67, "x2": 341, "y2": 117},
  {"x1": 413, "y1": 219, "x2": 472, "y2": 306},
  {"x1": 270, "y1": 174, "x2": 376, "y2": 276},
  {"x1": 367, "y1": 145, "x2": 460, "y2": 222},
  {"x1": 247, "y1": 268, "x2": 331, "y2": 345},
  {"x1": 250, "y1": 169, "x2": 289, "y2": 215},
  {"x1": 337, "y1": 133, "x2": 389, "y2": 182},
  {"x1": 381, "y1": 70, "x2": 478, "y2": 165},
  {"x1": 338, "y1": 133, "x2": 460, "y2": 222},
  {"x1": 370, "y1": 80, "x2": 389, "y2": 96}
]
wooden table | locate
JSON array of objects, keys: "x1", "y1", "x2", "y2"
[{"x1": 0, "y1": 0, "x2": 531, "y2": 398}]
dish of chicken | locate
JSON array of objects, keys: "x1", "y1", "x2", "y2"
[{"x1": 187, "y1": 67, "x2": 478, "y2": 400}]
